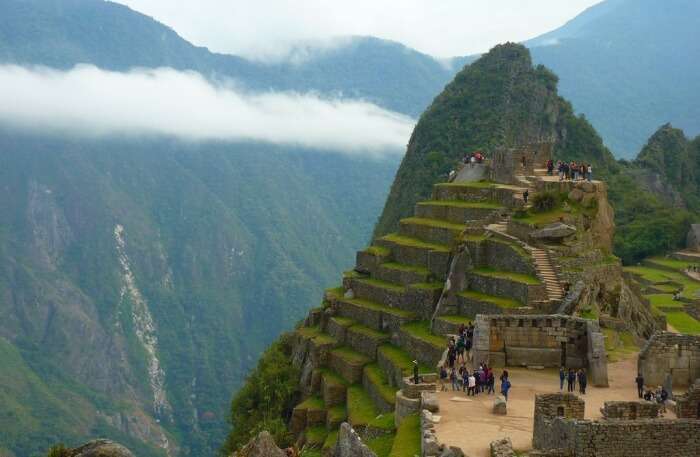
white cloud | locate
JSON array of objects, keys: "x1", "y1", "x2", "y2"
[
  {"x1": 0, "y1": 65, "x2": 414, "y2": 155},
  {"x1": 115, "y1": 0, "x2": 603, "y2": 61}
]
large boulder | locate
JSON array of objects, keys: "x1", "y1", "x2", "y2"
[
  {"x1": 333, "y1": 423, "x2": 377, "y2": 457},
  {"x1": 530, "y1": 222, "x2": 576, "y2": 241},
  {"x1": 65, "y1": 440, "x2": 134, "y2": 457},
  {"x1": 234, "y1": 431, "x2": 287, "y2": 457}
]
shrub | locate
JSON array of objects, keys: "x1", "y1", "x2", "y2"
[
  {"x1": 532, "y1": 191, "x2": 559, "y2": 212},
  {"x1": 46, "y1": 445, "x2": 70, "y2": 457}
]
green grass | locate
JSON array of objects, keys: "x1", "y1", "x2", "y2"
[
  {"x1": 357, "y1": 277, "x2": 406, "y2": 293},
  {"x1": 305, "y1": 426, "x2": 328, "y2": 446},
  {"x1": 367, "y1": 433, "x2": 396, "y2": 457},
  {"x1": 377, "y1": 344, "x2": 431, "y2": 375},
  {"x1": 297, "y1": 396, "x2": 325, "y2": 411},
  {"x1": 340, "y1": 297, "x2": 417, "y2": 319},
  {"x1": 602, "y1": 329, "x2": 638, "y2": 361},
  {"x1": 400, "y1": 217, "x2": 465, "y2": 231},
  {"x1": 327, "y1": 405, "x2": 347, "y2": 424},
  {"x1": 462, "y1": 233, "x2": 487, "y2": 242},
  {"x1": 344, "y1": 270, "x2": 364, "y2": 279},
  {"x1": 389, "y1": 414, "x2": 421, "y2": 457},
  {"x1": 664, "y1": 311, "x2": 700, "y2": 334},
  {"x1": 400, "y1": 321, "x2": 446, "y2": 349},
  {"x1": 646, "y1": 256, "x2": 695, "y2": 270},
  {"x1": 380, "y1": 262, "x2": 430, "y2": 275},
  {"x1": 458, "y1": 290, "x2": 523, "y2": 308},
  {"x1": 624, "y1": 266, "x2": 674, "y2": 283},
  {"x1": 300, "y1": 449, "x2": 322, "y2": 457},
  {"x1": 330, "y1": 316, "x2": 355, "y2": 327},
  {"x1": 435, "y1": 180, "x2": 496, "y2": 188},
  {"x1": 369, "y1": 412, "x2": 396, "y2": 431},
  {"x1": 417, "y1": 199, "x2": 503, "y2": 209},
  {"x1": 487, "y1": 237, "x2": 530, "y2": 258},
  {"x1": 366, "y1": 245, "x2": 392, "y2": 257},
  {"x1": 380, "y1": 234, "x2": 450, "y2": 252},
  {"x1": 578, "y1": 308, "x2": 598, "y2": 320},
  {"x1": 472, "y1": 267, "x2": 541, "y2": 285},
  {"x1": 297, "y1": 326, "x2": 338, "y2": 345},
  {"x1": 349, "y1": 324, "x2": 389, "y2": 340},
  {"x1": 512, "y1": 207, "x2": 568, "y2": 226},
  {"x1": 364, "y1": 364, "x2": 397, "y2": 405},
  {"x1": 347, "y1": 385, "x2": 379, "y2": 426},
  {"x1": 331, "y1": 347, "x2": 371, "y2": 366},
  {"x1": 409, "y1": 282, "x2": 443, "y2": 291},
  {"x1": 645, "y1": 294, "x2": 685, "y2": 309},
  {"x1": 322, "y1": 430, "x2": 339, "y2": 452},
  {"x1": 325, "y1": 286, "x2": 345, "y2": 300},
  {"x1": 436, "y1": 315, "x2": 475, "y2": 324},
  {"x1": 320, "y1": 368, "x2": 350, "y2": 387}
]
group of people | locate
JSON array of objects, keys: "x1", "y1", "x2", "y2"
[
  {"x1": 559, "y1": 367, "x2": 588, "y2": 394},
  {"x1": 635, "y1": 373, "x2": 669, "y2": 410},
  {"x1": 462, "y1": 150, "x2": 486, "y2": 166},
  {"x1": 546, "y1": 159, "x2": 593, "y2": 182},
  {"x1": 438, "y1": 322, "x2": 512, "y2": 400}
]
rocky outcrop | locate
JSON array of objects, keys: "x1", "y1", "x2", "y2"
[
  {"x1": 333, "y1": 423, "x2": 377, "y2": 457},
  {"x1": 232, "y1": 431, "x2": 287, "y2": 457},
  {"x1": 64, "y1": 440, "x2": 134, "y2": 457},
  {"x1": 530, "y1": 223, "x2": 576, "y2": 241}
]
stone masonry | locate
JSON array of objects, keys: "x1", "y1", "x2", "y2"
[
  {"x1": 601, "y1": 401, "x2": 660, "y2": 420},
  {"x1": 532, "y1": 393, "x2": 585, "y2": 450},
  {"x1": 638, "y1": 332, "x2": 700, "y2": 388},
  {"x1": 675, "y1": 379, "x2": 700, "y2": 419}
]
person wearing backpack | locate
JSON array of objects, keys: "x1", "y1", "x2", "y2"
[{"x1": 500, "y1": 373, "x2": 511, "y2": 401}]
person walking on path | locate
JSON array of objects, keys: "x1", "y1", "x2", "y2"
[
  {"x1": 468, "y1": 373, "x2": 476, "y2": 396},
  {"x1": 636, "y1": 373, "x2": 645, "y2": 398},
  {"x1": 461, "y1": 367, "x2": 469, "y2": 393},
  {"x1": 500, "y1": 373, "x2": 511, "y2": 401},
  {"x1": 559, "y1": 367, "x2": 566, "y2": 390},
  {"x1": 450, "y1": 367, "x2": 458, "y2": 391},
  {"x1": 587, "y1": 164, "x2": 593, "y2": 182},
  {"x1": 487, "y1": 370, "x2": 495, "y2": 394},
  {"x1": 523, "y1": 189, "x2": 529, "y2": 204},
  {"x1": 439, "y1": 364, "x2": 448, "y2": 391},
  {"x1": 578, "y1": 369, "x2": 587, "y2": 394},
  {"x1": 547, "y1": 159, "x2": 554, "y2": 176},
  {"x1": 567, "y1": 369, "x2": 576, "y2": 392}
]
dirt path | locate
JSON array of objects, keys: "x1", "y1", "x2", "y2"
[{"x1": 433, "y1": 354, "x2": 669, "y2": 456}]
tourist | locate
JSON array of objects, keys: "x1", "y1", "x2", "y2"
[
  {"x1": 448, "y1": 339, "x2": 456, "y2": 368},
  {"x1": 567, "y1": 369, "x2": 576, "y2": 392},
  {"x1": 547, "y1": 159, "x2": 554, "y2": 176},
  {"x1": 487, "y1": 369, "x2": 495, "y2": 394},
  {"x1": 467, "y1": 372, "x2": 476, "y2": 396},
  {"x1": 578, "y1": 369, "x2": 587, "y2": 394},
  {"x1": 465, "y1": 336, "x2": 473, "y2": 362},
  {"x1": 450, "y1": 367, "x2": 459, "y2": 391},
  {"x1": 563, "y1": 162, "x2": 570, "y2": 181},
  {"x1": 500, "y1": 373, "x2": 511, "y2": 401},
  {"x1": 413, "y1": 360, "x2": 421, "y2": 385},
  {"x1": 439, "y1": 364, "x2": 448, "y2": 392},
  {"x1": 456, "y1": 334, "x2": 466, "y2": 365},
  {"x1": 523, "y1": 189, "x2": 529, "y2": 204},
  {"x1": 635, "y1": 373, "x2": 645, "y2": 398},
  {"x1": 559, "y1": 367, "x2": 566, "y2": 390},
  {"x1": 558, "y1": 161, "x2": 565, "y2": 181},
  {"x1": 643, "y1": 389, "x2": 653, "y2": 402},
  {"x1": 521, "y1": 155, "x2": 527, "y2": 168},
  {"x1": 467, "y1": 322, "x2": 474, "y2": 340},
  {"x1": 448, "y1": 169, "x2": 456, "y2": 182},
  {"x1": 587, "y1": 164, "x2": 593, "y2": 182}
]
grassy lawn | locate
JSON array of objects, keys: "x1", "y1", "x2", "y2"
[
  {"x1": 331, "y1": 347, "x2": 371, "y2": 365},
  {"x1": 300, "y1": 449, "x2": 322, "y2": 457},
  {"x1": 380, "y1": 234, "x2": 450, "y2": 252},
  {"x1": 473, "y1": 267, "x2": 541, "y2": 285},
  {"x1": 349, "y1": 324, "x2": 389, "y2": 340},
  {"x1": 305, "y1": 426, "x2": 328, "y2": 446},
  {"x1": 326, "y1": 404, "x2": 347, "y2": 424},
  {"x1": 623, "y1": 266, "x2": 674, "y2": 283},
  {"x1": 366, "y1": 245, "x2": 391, "y2": 257},
  {"x1": 320, "y1": 368, "x2": 350, "y2": 387},
  {"x1": 647, "y1": 256, "x2": 695, "y2": 270},
  {"x1": 341, "y1": 297, "x2": 417, "y2": 319},
  {"x1": 357, "y1": 278, "x2": 406, "y2": 293},
  {"x1": 325, "y1": 286, "x2": 345, "y2": 300},
  {"x1": 409, "y1": 282, "x2": 443, "y2": 291},
  {"x1": 347, "y1": 385, "x2": 395, "y2": 429},
  {"x1": 459, "y1": 290, "x2": 523, "y2": 308},
  {"x1": 436, "y1": 315, "x2": 475, "y2": 325},
  {"x1": 377, "y1": 344, "x2": 432, "y2": 375},
  {"x1": 297, "y1": 326, "x2": 337, "y2": 345},
  {"x1": 297, "y1": 396, "x2": 325, "y2": 411},
  {"x1": 380, "y1": 262, "x2": 430, "y2": 274},
  {"x1": 400, "y1": 217, "x2": 465, "y2": 231},
  {"x1": 389, "y1": 414, "x2": 421, "y2": 457},
  {"x1": 664, "y1": 311, "x2": 700, "y2": 335},
  {"x1": 417, "y1": 199, "x2": 503, "y2": 209},
  {"x1": 645, "y1": 294, "x2": 685, "y2": 309},
  {"x1": 322, "y1": 430, "x2": 339, "y2": 453},
  {"x1": 435, "y1": 180, "x2": 496, "y2": 189},
  {"x1": 401, "y1": 321, "x2": 446, "y2": 349},
  {"x1": 367, "y1": 434, "x2": 396, "y2": 457}
]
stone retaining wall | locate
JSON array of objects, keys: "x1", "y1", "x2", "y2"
[
  {"x1": 601, "y1": 401, "x2": 660, "y2": 419},
  {"x1": 675, "y1": 379, "x2": 700, "y2": 418},
  {"x1": 638, "y1": 332, "x2": 700, "y2": 388},
  {"x1": 466, "y1": 238, "x2": 537, "y2": 277},
  {"x1": 533, "y1": 393, "x2": 585, "y2": 450}
]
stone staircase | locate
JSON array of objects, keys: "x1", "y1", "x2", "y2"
[{"x1": 531, "y1": 248, "x2": 564, "y2": 301}]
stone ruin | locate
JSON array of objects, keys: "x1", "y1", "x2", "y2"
[
  {"x1": 530, "y1": 392, "x2": 700, "y2": 457},
  {"x1": 472, "y1": 314, "x2": 608, "y2": 386},
  {"x1": 638, "y1": 332, "x2": 700, "y2": 389},
  {"x1": 675, "y1": 379, "x2": 700, "y2": 419}
]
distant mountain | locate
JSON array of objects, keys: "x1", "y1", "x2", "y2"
[{"x1": 528, "y1": 0, "x2": 700, "y2": 157}]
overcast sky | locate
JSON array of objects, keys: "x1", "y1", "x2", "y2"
[{"x1": 115, "y1": 0, "x2": 603, "y2": 61}]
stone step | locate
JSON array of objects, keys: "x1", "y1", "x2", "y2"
[
  {"x1": 355, "y1": 245, "x2": 392, "y2": 275},
  {"x1": 376, "y1": 233, "x2": 451, "y2": 279},
  {"x1": 455, "y1": 289, "x2": 526, "y2": 316},
  {"x1": 328, "y1": 347, "x2": 372, "y2": 384},
  {"x1": 377, "y1": 344, "x2": 432, "y2": 388},
  {"x1": 362, "y1": 363, "x2": 397, "y2": 413},
  {"x1": 414, "y1": 200, "x2": 504, "y2": 225},
  {"x1": 431, "y1": 182, "x2": 525, "y2": 208},
  {"x1": 374, "y1": 262, "x2": 433, "y2": 285},
  {"x1": 319, "y1": 368, "x2": 350, "y2": 408},
  {"x1": 468, "y1": 268, "x2": 545, "y2": 305},
  {"x1": 291, "y1": 396, "x2": 327, "y2": 435},
  {"x1": 399, "y1": 217, "x2": 464, "y2": 245},
  {"x1": 334, "y1": 297, "x2": 418, "y2": 333},
  {"x1": 397, "y1": 322, "x2": 447, "y2": 369}
]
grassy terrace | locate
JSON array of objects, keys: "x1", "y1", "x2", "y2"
[
  {"x1": 646, "y1": 294, "x2": 685, "y2": 309},
  {"x1": 349, "y1": 323, "x2": 389, "y2": 340},
  {"x1": 340, "y1": 297, "x2": 417, "y2": 319},
  {"x1": 326, "y1": 404, "x2": 347, "y2": 424},
  {"x1": 437, "y1": 315, "x2": 475, "y2": 324},
  {"x1": 297, "y1": 326, "x2": 338, "y2": 345},
  {"x1": 347, "y1": 385, "x2": 395, "y2": 430},
  {"x1": 645, "y1": 256, "x2": 695, "y2": 271},
  {"x1": 434, "y1": 180, "x2": 496, "y2": 189},
  {"x1": 364, "y1": 364, "x2": 397, "y2": 405},
  {"x1": 512, "y1": 208, "x2": 568, "y2": 226},
  {"x1": 325, "y1": 286, "x2": 345, "y2": 300},
  {"x1": 409, "y1": 282, "x2": 443, "y2": 291},
  {"x1": 322, "y1": 430, "x2": 339, "y2": 453},
  {"x1": 297, "y1": 395, "x2": 325, "y2": 410},
  {"x1": 401, "y1": 321, "x2": 445, "y2": 349},
  {"x1": 319, "y1": 368, "x2": 350, "y2": 387},
  {"x1": 380, "y1": 234, "x2": 450, "y2": 252},
  {"x1": 367, "y1": 434, "x2": 396, "y2": 457},
  {"x1": 304, "y1": 426, "x2": 328, "y2": 447},
  {"x1": 417, "y1": 199, "x2": 503, "y2": 209},
  {"x1": 378, "y1": 344, "x2": 431, "y2": 375},
  {"x1": 623, "y1": 266, "x2": 674, "y2": 283},
  {"x1": 366, "y1": 245, "x2": 392, "y2": 257},
  {"x1": 380, "y1": 262, "x2": 430, "y2": 274},
  {"x1": 356, "y1": 277, "x2": 406, "y2": 292},
  {"x1": 389, "y1": 414, "x2": 421, "y2": 457},
  {"x1": 603, "y1": 329, "x2": 639, "y2": 363},
  {"x1": 665, "y1": 311, "x2": 700, "y2": 334},
  {"x1": 331, "y1": 347, "x2": 371, "y2": 366},
  {"x1": 462, "y1": 233, "x2": 487, "y2": 242},
  {"x1": 400, "y1": 217, "x2": 465, "y2": 231},
  {"x1": 459, "y1": 289, "x2": 523, "y2": 308},
  {"x1": 330, "y1": 316, "x2": 355, "y2": 327},
  {"x1": 472, "y1": 267, "x2": 541, "y2": 285}
]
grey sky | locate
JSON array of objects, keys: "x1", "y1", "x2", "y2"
[{"x1": 115, "y1": 0, "x2": 603, "y2": 60}]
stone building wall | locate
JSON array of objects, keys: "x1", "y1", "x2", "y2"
[
  {"x1": 472, "y1": 315, "x2": 606, "y2": 382},
  {"x1": 675, "y1": 379, "x2": 700, "y2": 419},
  {"x1": 601, "y1": 401, "x2": 660, "y2": 420},
  {"x1": 532, "y1": 393, "x2": 585, "y2": 450},
  {"x1": 637, "y1": 332, "x2": 700, "y2": 388}
]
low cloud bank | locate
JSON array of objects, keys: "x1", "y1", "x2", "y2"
[{"x1": 0, "y1": 65, "x2": 414, "y2": 154}]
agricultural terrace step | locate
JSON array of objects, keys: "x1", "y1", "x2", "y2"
[
  {"x1": 377, "y1": 344, "x2": 432, "y2": 388},
  {"x1": 375, "y1": 262, "x2": 432, "y2": 285},
  {"x1": 348, "y1": 278, "x2": 442, "y2": 319},
  {"x1": 468, "y1": 268, "x2": 544, "y2": 306},
  {"x1": 346, "y1": 323, "x2": 390, "y2": 359},
  {"x1": 376, "y1": 234, "x2": 451, "y2": 279},
  {"x1": 346, "y1": 385, "x2": 396, "y2": 433},
  {"x1": 399, "y1": 217, "x2": 464, "y2": 245},
  {"x1": 334, "y1": 297, "x2": 418, "y2": 333},
  {"x1": 304, "y1": 426, "x2": 328, "y2": 449},
  {"x1": 326, "y1": 316, "x2": 355, "y2": 343},
  {"x1": 397, "y1": 322, "x2": 446, "y2": 369},
  {"x1": 328, "y1": 347, "x2": 372, "y2": 384},
  {"x1": 363, "y1": 363, "x2": 397, "y2": 413},
  {"x1": 355, "y1": 246, "x2": 393, "y2": 275},
  {"x1": 455, "y1": 290, "x2": 525, "y2": 316},
  {"x1": 415, "y1": 200, "x2": 504, "y2": 224},
  {"x1": 291, "y1": 396, "x2": 326, "y2": 434},
  {"x1": 432, "y1": 181, "x2": 526, "y2": 207},
  {"x1": 433, "y1": 315, "x2": 475, "y2": 336},
  {"x1": 319, "y1": 368, "x2": 349, "y2": 408},
  {"x1": 390, "y1": 414, "x2": 421, "y2": 457}
]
